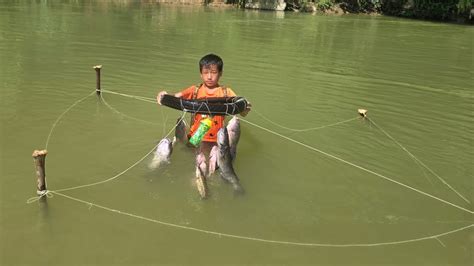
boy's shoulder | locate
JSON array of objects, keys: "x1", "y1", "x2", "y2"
[
  {"x1": 180, "y1": 85, "x2": 198, "y2": 99},
  {"x1": 222, "y1": 86, "x2": 236, "y2": 97},
  {"x1": 207, "y1": 86, "x2": 235, "y2": 98},
  {"x1": 182, "y1": 84, "x2": 236, "y2": 99}
]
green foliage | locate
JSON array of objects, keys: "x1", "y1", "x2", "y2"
[
  {"x1": 317, "y1": 0, "x2": 334, "y2": 10},
  {"x1": 457, "y1": 0, "x2": 472, "y2": 13},
  {"x1": 344, "y1": 0, "x2": 472, "y2": 21},
  {"x1": 411, "y1": 0, "x2": 458, "y2": 20},
  {"x1": 382, "y1": 0, "x2": 472, "y2": 21},
  {"x1": 335, "y1": 0, "x2": 382, "y2": 12},
  {"x1": 224, "y1": 0, "x2": 472, "y2": 21},
  {"x1": 380, "y1": 0, "x2": 406, "y2": 15}
]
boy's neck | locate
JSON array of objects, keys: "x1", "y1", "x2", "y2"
[{"x1": 204, "y1": 84, "x2": 220, "y2": 90}]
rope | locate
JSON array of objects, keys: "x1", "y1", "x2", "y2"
[
  {"x1": 41, "y1": 90, "x2": 187, "y2": 193},
  {"x1": 102, "y1": 89, "x2": 156, "y2": 103},
  {"x1": 53, "y1": 110, "x2": 187, "y2": 193},
  {"x1": 55, "y1": 147, "x2": 155, "y2": 192},
  {"x1": 51, "y1": 91, "x2": 474, "y2": 214},
  {"x1": 239, "y1": 117, "x2": 474, "y2": 215},
  {"x1": 26, "y1": 190, "x2": 54, "y2": 204},
  {"x1": 368, "y1": 117, "x2": 471, "y2": 205},
  {"x1": 254, "y1": 109, "x2": 359, "y2": 132},
  {"x1": 29, "y1": 88, "x2": 473, "y2": 248},
  {"x1": 45, "y1": 91, "x2": 95, "y2": 149},
  {"x1": 42, "y1": 190, "x2": 474, "y2": 248},
  {"x1": 100, "y1": 92, "x2": 162, "y2": 125}
]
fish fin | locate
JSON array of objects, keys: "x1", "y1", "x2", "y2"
[{"x1": 232, "y1": 183, "x2": 245, "y2": 195}]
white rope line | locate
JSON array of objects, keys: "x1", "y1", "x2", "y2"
[
  {"x1": 26, "y1": 190, "x2": 54, "y2": 204},
  {"x1": 39, "y1": 91, "x2": 222, "y2": 194},
  {"x1": 368, "y1": 117, "x2": 471, "y2": 205},
  {"x1": 100, "y1": 92, "x2": 162, "y2": 125},
  {"x1": 45, "y1": 91, "x2": 96, "y2": 149},
  {"x1": 53, "y1": 111, "x2": 187, "y2": 193},
  {"x1": 38, "y1": 190, "x2": 473, "y2": 247},
  {"x1": 103, "y1": 89, "x2": 358, "y2": 129},
  {"x1": 26, "y1": 110, "x2": 186, "y2": 200},
  {"x1": 42, "y1": 89, "x2": 473, "y2": 214},
  {"x1": 434, "y1": 237, "x2": 447, "y2": 248},
  {"x1": 239, "y1": 118, "x2": 474, "y2": 215},
  {"x1": 254, "y1": 109, "x2": 359, "y2": 132},
  {"x1": 89, "y1": 89, "x2": 473, "y2": 213},
  {"x1": 27, "y1": 89, "x2": 473, "y2": 248},
  {"x1": 102, "y1": 89, "x2": 156, "y2": 103},
  {"x1": 54, "y1": 147, "x2": 155, "y2": 192},
  {"x1": 38, "y1": 89, "x2": 187, "y2": 194}
]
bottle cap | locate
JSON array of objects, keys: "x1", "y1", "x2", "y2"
[{"x1": 201, "y1": 117, "x2": 213, "y2": 127}]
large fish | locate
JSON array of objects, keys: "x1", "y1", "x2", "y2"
[
  {"x1": 209, "y1": 116, "x2": 240, "y2": 175},
  {"x1": 226, "y1": 116, "x2": 240, "y2": 161},
  {"x1": 173, "y1": 117, "x2": 188, "y2": 145},
  {"x1": 148, "y1": 138, "x2": 173, "y2": 169},
  {"x1": 195, "y1": 152, "x2": 208, "y2": 199},
  {"x1": 217, "y1": 127, "x2": 244, "y2": 194}
]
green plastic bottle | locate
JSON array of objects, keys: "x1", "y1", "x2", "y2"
[{"x1": 189, "y1": 117, "x2": 213, "y2": 146}]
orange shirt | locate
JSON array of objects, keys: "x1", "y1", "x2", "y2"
[{"x1": 180, "y1": 84, "x2": 236, "y2": 142}]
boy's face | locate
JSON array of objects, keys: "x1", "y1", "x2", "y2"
[{"x1": 200, "y1": 64, "x2": 221, "y2": 88}]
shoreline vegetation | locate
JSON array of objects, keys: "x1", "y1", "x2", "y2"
[{"x1": 157, "y1": 0, "x2": 474, "y2": 24}]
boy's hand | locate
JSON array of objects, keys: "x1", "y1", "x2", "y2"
[
  {"x1": 240, "y1": 101, "x2": 252, "y2": 117},
  {"x1": 157, "y1": 91, "x2": 168, "y2": 105}
]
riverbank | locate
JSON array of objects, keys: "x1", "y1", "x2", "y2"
[{"x1": 156, "y1": 0, "x2": 473, "y2": 24}]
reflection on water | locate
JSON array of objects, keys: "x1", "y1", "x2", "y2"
[{"x1": 1, "y1": 1, "x2": 472, "y2": 265}]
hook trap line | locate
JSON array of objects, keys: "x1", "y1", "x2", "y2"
[
  {"x1": 26, "y1": 89, "x2": 473, "y2": 248},
  {"x1": 101, "y1": 89, "x2": 471, "y2": 213}
]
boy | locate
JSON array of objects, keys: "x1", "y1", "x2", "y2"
[{"x1": 156, "y1": 53, "x2": 251, "y2": 154}]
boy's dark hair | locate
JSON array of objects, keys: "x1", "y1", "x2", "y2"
[{"x1": 199, "y1": 54, "x2": 223, "y2": 73}]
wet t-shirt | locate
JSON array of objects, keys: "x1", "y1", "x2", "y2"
[{"x1": 180, "y1": 84, "x2": 236, "y2": 142}]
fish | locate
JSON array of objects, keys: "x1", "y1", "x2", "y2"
[
  {"x1": 195, "y1": 152, "x2": 208, "y2": 199},
  {"x1": 208, "y1": 145, "x2": 218, "y2": 176},
  {"x1": 226, "y1": 116, "x2": 240, "y2": 161},
  {"x1": 216, "y1": 127, "x2": 244, "y2": 194},
  {"x1": 173, "y1": 117, "x2": 188, "y2": 145},
  {"x1": 148, "y1": 138, "x2": 173, "y2": 169}
]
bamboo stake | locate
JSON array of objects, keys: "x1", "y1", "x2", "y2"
[
  {"x1": 94, "y1": 65, "x2": 102, "y2": 95},
  {"x1": 358, "y1": 108, "x2": 368, "y2": 118},
  {"x1": 32, "y1": 150, "x2": 48, "y2": 196}
]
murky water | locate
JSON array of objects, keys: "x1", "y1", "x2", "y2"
[{"x1": 1, "y1": 1, "x2": 473, "y2": 265}]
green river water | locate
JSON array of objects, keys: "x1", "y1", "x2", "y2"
[{"x1": 0, "y1": 1, "x2": 473, "y2": 265}]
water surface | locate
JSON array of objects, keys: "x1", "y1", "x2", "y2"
[{"x1": 1, "y1": 1, "x2": 473, "y2": 265}]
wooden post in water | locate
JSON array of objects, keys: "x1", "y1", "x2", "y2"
[
  {"x1": 94, "y1": 65, "x2": 102, "y2": 96},
  {"x1": 358, "y1": 108, "x2": 368, "y2": 118},
  {"x1": 32, "y1": 150, "x2": 48, "y2": 196}
]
